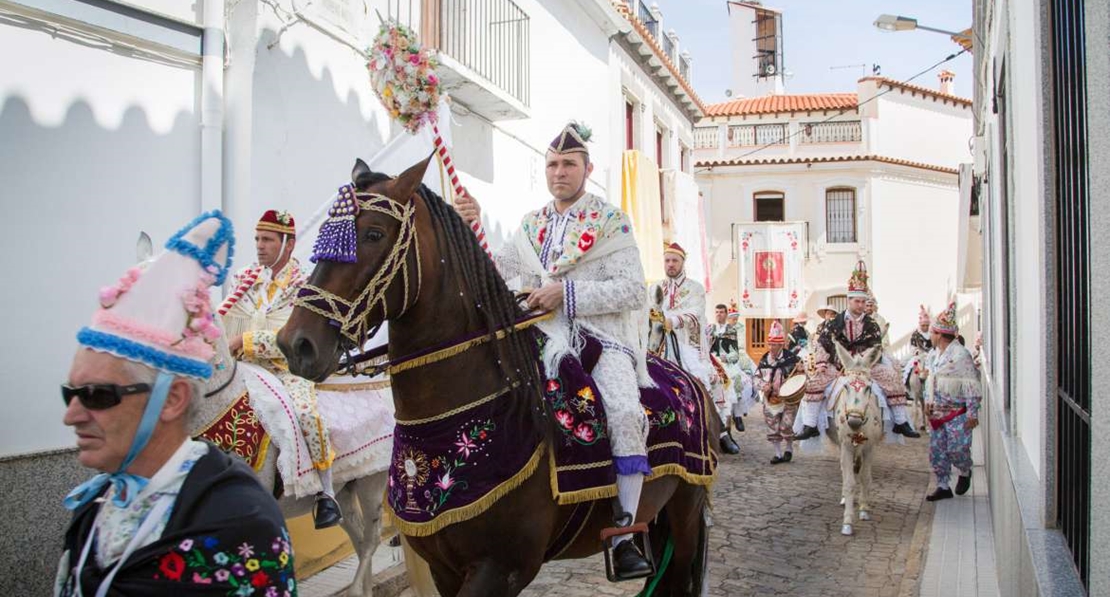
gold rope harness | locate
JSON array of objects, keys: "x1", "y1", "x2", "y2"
[{"x1": 294, "y1": 192, "x2": 421, "y2": 346}]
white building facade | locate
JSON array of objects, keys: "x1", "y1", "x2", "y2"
[
  {"x1": 972, "y1": 0, "x2": 1109, "y2": 594},
  {"x1": 694, "y1": 76, "x2": 976, "y2": 360},
  {"x1": 0, "y1": 0, "x2": 703, "y2": 591}
]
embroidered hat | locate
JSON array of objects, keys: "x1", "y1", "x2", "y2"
[
  {"x1": 663, "y1": 242, "x2": 687, "y2": 260},
  {"x1": 727, "y1": 299, "x2": 739, "y2": 318},
  {"x1": 918, "y1": 304, "x2": 931, "y2": 327},
  {"x1": 767, "y1": 320, "x2": 786, "y2": 344},
  {"x1": 76, "y1": 212, "x2": 235, "y2": 380},
  {"x1": 256, "y1": 209, "x2": 296, "y2": 237},
  {"x1": 549, "y1": 122, "x2": 592, "y2": 155},
  {"x1": 847, "y1": 260, "x2": 870, "y2": 299},
  {"x1": 931, "y1": 301, "x2": 959, "y2": 335}
]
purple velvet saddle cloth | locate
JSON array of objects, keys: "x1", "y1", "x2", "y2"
[{"x1": 543, "y1": 332, "x2": 717, "y2": 504}]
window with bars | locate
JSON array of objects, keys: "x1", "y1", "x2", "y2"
[
  {"x1": 754, "y1": 191, "x2": 784, "y2": 222},
  {"x1": 825, "y1": 188, "x2": 857, "y2": 243},
  {"x1": 827, "y1": 294, "x2": 848, "y2": 313},
  {"x1": 1051, "y1": 0, "x2": 1090, "y2": 587}
]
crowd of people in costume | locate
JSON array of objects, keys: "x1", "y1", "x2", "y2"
[{"x1": 54, "y1": 121, "x2": 983, "y2": 594}]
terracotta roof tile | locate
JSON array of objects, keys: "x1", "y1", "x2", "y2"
[
  {"x1": 705, "y1": 93, "x2": 859, "y2": 117},
  {"x1": 695, "y1": 154, "x2": 958, "y2": 175},
  {"x1": 859, "y1": 77, "x2": 971, "y2": 107}
]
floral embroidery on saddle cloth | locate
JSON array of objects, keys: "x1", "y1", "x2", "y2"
[{"x1": 384, "y1": 331, "x2": 717, "y2": 537}]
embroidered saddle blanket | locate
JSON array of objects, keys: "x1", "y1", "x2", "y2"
[
  {"x1": 197, "y1": 362, "x2": 395, "y2": 498},
  {"x1": 384, "y1": 331, "x2": 717, "y2": 537},
  {"x1": 546, "y1": 332, "x2": 717, "y2": 504}
]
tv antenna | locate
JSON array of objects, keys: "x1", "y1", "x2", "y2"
[{"x1": 830, "y1": 63, "x2": 868, "y2": 77}]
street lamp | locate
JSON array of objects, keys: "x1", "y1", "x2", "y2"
[
  {"x1": 874, "y1": 14, "x2": 962, "y2": 36},
  {"x1": 874, "y1": 14, "x2": 971, "y2": 49}
]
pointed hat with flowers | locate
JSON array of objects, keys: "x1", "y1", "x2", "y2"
[{"x1": 76, "y1": 212, "x2": 235, "y2": 380}]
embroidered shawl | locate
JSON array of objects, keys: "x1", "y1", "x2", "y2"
[
  {"x1": 56, "y1": 446, "x2": 296, "y2": 596},
  {"x1": 924, "y1": 341, "x2": 982, "y2": 417}
]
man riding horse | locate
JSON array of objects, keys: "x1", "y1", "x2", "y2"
[
  {"x1": 455, "y1": 122, "x2": 654, "y2": 579},
  {"x1": 796, "y1": 261, "x2": 921, "y2": 440},
  {"x1": 221, "y1": 210, "x2": 342, "y2": 528},
  {"x1": 650, "y1": 243, "x2": 740, "y2": 454}
]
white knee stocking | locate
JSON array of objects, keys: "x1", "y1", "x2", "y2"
[
  {"x1": 891, "y1": 404, "x2": 909, "y2": 425},
  {"x1": 318, "y1": 467, "x2": 335, "y2": 497},
  {"x1": 613, "y1": 473, "x2": 644, "y2": 545},
  {"x1": 801, "y1": 400, "x2": 822, "y2": 426}
]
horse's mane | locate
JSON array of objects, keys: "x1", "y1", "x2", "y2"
[{"x1": 364, "y1": 172, "x2": 545, "y2": 433}]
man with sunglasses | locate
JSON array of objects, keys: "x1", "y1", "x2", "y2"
[
  {"x1": 56, "y1": 213, "x2": 295, "y2": 596},
  {"x1": 220, "y1": 210, "x2": 343, "y2": 529}
]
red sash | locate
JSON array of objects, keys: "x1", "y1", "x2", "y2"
[{"x1": 928, "y1": 406, "x2": 968, "y2": 431}]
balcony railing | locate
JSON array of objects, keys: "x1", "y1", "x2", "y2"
[
  {"x1": 662, "y1": 34, "x2": 675, "y2": 62},
  {"x1": 727, "y1": 123, "x2": 787, "y2": 147},
  {"x1": 389, "y1": 0, "x2": 530, "y2": 109},
  {"x1": 694, "y1": 127, "x2": 718, "y2": 149},
  {"x1": 638, "y1": 0, "x2": 658, "y2": 39},
  {"x1": 679, "y1": 55, "x2": 691, "y2": 81},
  {"x1": 800, "y1": 121, "x2": 862, "y2": 144}
]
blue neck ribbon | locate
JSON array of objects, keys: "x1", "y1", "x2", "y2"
[{"x1": 63, "y1": 371, "x2": 175, "y2": 511}]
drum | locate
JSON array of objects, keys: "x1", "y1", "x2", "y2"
[{"x1": 778, "y1": 374, "x2": 807, "y2": 405}]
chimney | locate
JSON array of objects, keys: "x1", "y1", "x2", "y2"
[{"x1": 938, "y1": 70, "x2": 955, "y2": 95}]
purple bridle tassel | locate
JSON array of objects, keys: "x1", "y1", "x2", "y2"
[{"x1": 311, "y1": 184, "x2": 360, "y2": 264}]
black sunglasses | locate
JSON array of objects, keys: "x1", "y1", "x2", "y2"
[{"x1": 61, "y1": 383, "x2": 151, "y2": 410}]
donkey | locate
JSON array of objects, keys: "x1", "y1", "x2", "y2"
[{"x1": 826, "y1": 343, "x2": 884, "y2": 536}]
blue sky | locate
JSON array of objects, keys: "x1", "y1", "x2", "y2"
[{"x1": 652, "y1": 0, "x2": 973, "y2": 104}]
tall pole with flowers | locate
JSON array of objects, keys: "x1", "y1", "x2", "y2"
[{"x1": 367, "y1": 22, "x2": 491, "y2": 257}]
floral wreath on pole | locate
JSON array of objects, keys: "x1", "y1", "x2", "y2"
[{"x1": 367, "y1": 21, "x2": 491, "y2": 256}]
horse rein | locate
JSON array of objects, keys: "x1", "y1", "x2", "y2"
[
  {"x1": 294, "y1": 187, "x2": 422, "y2": 349},
  {"x1": 340, "y1": 310, "x2": 555, "y2": 378},
  {"x1": 204, "y1": 360, "x2": 238, "y2": 398}
]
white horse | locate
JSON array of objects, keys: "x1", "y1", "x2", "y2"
[{"x1": 826, "y1": 343, "x2": 885, "y2": 537}]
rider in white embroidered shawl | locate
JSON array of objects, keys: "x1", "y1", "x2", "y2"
[
  {"x1": 455, "y1": 122, "x2": 653, "y2": 579},
  {"x1": 650, "y1": 242, "x2": 739, "y2": 454}
]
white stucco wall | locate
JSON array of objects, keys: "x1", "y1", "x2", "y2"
[
  {"x1": 869, "y1": 175, "x2": 963, "y2": 352},
  {"x1": 0, "y1": 22, "x2": 201, "y2": 455},
  {"x1": 869, "y1": 84, "x2": 974, "y2": 169},
  {"x1": 1006, "y1": 0, "x2": 1050, "y2": 476}
]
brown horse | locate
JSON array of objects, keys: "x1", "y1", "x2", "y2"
[{"x1": 277, "y1": 156, "x2": 713, "y2": 597}]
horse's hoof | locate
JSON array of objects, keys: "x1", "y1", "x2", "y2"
[
  {"x1": 839, "y1": 497, "x2": 846, "y2": 506},
  {"x1": 859, "y1": 510, "x2": 871, "y2": 521},
  {"x1": 841, "y1": 524, "x2": 853, "y2": 536}
]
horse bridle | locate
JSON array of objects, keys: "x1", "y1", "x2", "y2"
[
  {"x1": 294, "y1": 185, "x2": 422, "y2": 351},
  {"x1": 837, "y1": 374, "x2": 874, "y2": 424}
]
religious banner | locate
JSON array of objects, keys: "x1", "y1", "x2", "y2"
[{"x1": 736, "y1": 222, "x2": 806, "y2": 318}]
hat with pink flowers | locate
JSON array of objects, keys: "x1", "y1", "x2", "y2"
[{"x1": 76, "y1": 212, "x2": 235, "y2": 380}]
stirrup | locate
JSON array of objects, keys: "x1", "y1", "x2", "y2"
[{"x1": 600, "y1": 522, "x2": 655, "y2": 582}]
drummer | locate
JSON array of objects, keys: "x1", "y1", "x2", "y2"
[{"x1": 754, "y1": 321, "x2": 804, "y2": 464}]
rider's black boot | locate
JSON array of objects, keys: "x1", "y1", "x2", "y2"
[
  {"x1": 893, "y1": 421, "x2": 921, "y2": 438},
  {"x1": 719, "y1": 432, "x2": 740, "y2": 455},
  {"x1": 795, "y1": 425, "x2": 820, "y2": 441},
  {"x1": 313, "y1": 493, "x2": 343, "y2": 529},
  {"x1": 612, "y1": 539, "x2": 653, "y2": 580}
]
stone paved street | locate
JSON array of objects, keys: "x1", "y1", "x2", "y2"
[{"x1": 518, "y1": 417, "x2": 934, "y2": 597}]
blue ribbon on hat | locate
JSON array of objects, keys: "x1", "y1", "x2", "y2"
[
  {"x1": 164, "y1": 210, "x2": 236, "y2": 285},
  {"x1": 63, "y1": 371, "x2": 175, "y2": 511}
]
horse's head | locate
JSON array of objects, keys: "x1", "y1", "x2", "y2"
[
  {"x1": 279, "y1": 156, "x2": 433, "y2": 381},
  {"x1": 647, "y1": 285, "x2": 666, "y2": 356},
  {"x1": 834, "y1": 341, "x2": 882, "y2": 432}
]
